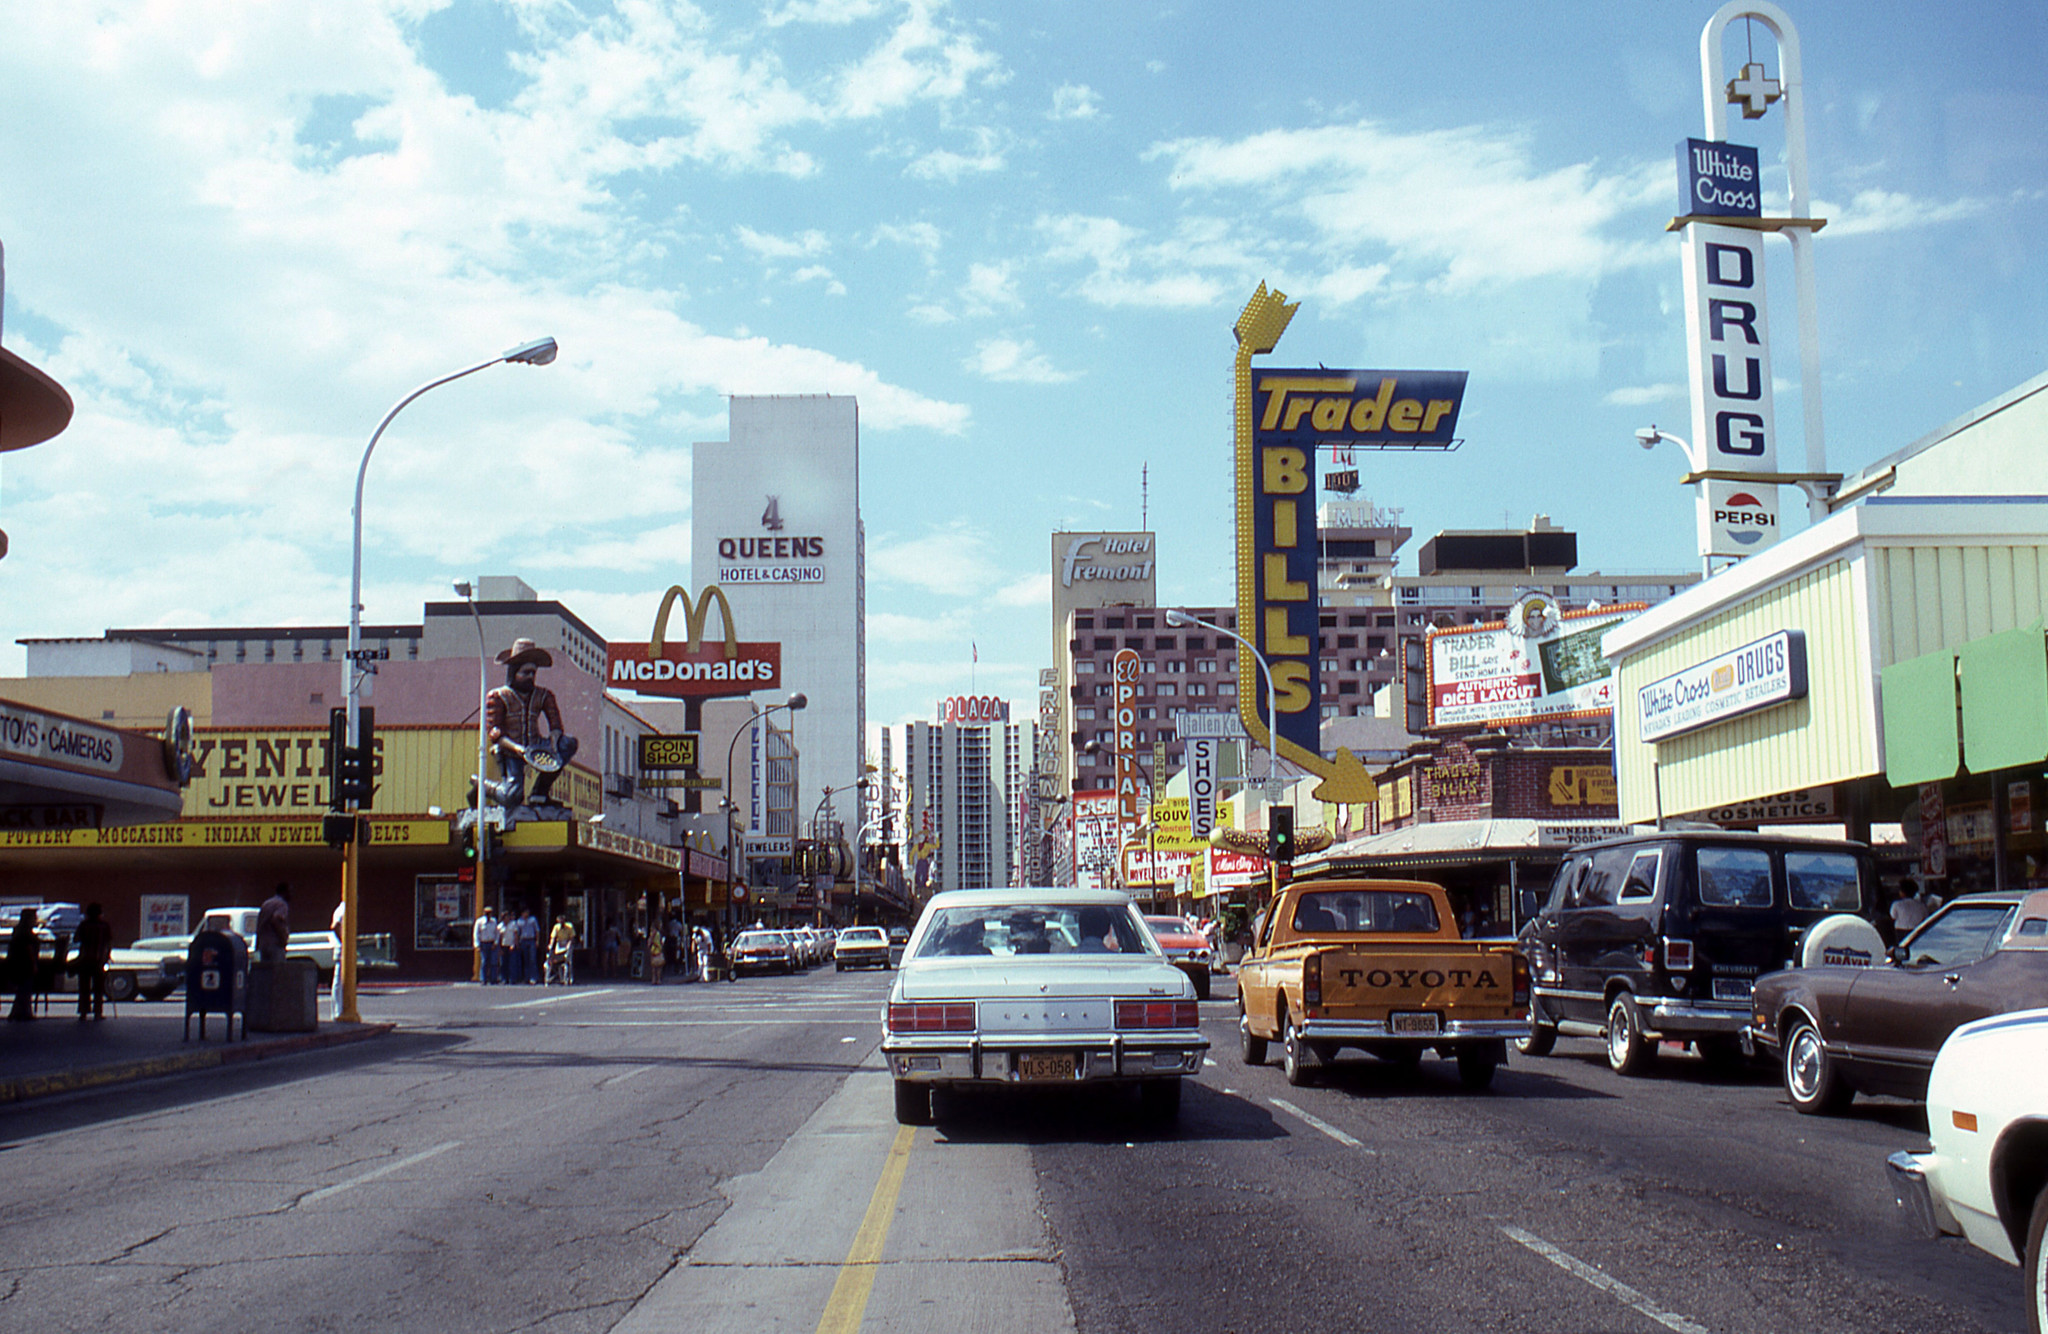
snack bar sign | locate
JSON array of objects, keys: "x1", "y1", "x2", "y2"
[{"x1": 1638, "y1": 630, "x2": 1808, "y2": 742}]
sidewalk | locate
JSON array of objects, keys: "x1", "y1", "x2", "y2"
[{"x1": 0, "y1": 996, "x2": 397, "y2": 1106}]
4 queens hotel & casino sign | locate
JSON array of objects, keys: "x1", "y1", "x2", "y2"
[{"x1": 716, "y1": 535, "x2": 825, "y2": 584}]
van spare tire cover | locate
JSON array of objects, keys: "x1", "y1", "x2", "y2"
[{"x1": 1801, "y1": 914, "x2": 1885, "y2": 969}]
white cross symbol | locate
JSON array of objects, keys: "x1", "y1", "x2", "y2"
[{"x1": 1726, "y1": 61, "x2": 1782, "y2": 119}]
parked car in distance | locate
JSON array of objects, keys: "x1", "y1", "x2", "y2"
[
  {"x1": 835, "y1": 926, "x2": 891, "y2": 971},
  {"x1": 731, "y1": 929, "x2": 797, "y2": 976},
  {"x1": 881, "y1": 889, "x2": 1207, "y2": 1126},
  {"x1": 1518, "y1": 829, "x2": 1876, "y2": 1074},
  {"x1": 126, "y1": 906, "x2": 342, "y2": 982},
  {"x1": 1143, "y1": 915, "x2": 1214, "y2": 1000},
  {"x1": 1749, "y1": 890, "x2": 2048, "y2": 1114},
  {"x1": 887, "y1": 925, "x2": 910, "y2": 967},
  {"x1": 1886, "y1": 1006, "x2": 2048, "y2": 1332}
]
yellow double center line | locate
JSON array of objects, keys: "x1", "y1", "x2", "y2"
[{"x1": 814, "y1": 1124, "x2": 916, "y2": 1334}]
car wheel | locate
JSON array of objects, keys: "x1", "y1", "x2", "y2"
[
  {"x1": 1193, "y1": 972, "x2": 1211, "y2": 1002},
  {"x1": 104, "y1": 973, "x2": 138, "y2": 1004},
  {"x1": 2024, "y1": 1180, "x2": 2047, "y2": 1334},
  {"x1": 1605, "y1": 995, "x2": 1657, "y2": 1076},
  {"x1": 1238, "y1": 1002, "x2": 1268, "y2": 1065},
  {"x1": 1515, "y1": 998, "x2": 1557, "y2": 1056},
  {"x1": 893, "y1": 1080, "x2": 933, "y2": 1126},
  {"x1": 1282, "y1": 1012, "x2": 1316, "y2": 1087},
  {"x1": 1456, "y1": 1047, "x2": 1498, "y2": 1091},
  {"x1": 1138, "y1": 1079, "x2": 1182, "y2": 1125},
  {"x1": 1783, "y1": 1017, "x2": 1852, "y2": 1115}
]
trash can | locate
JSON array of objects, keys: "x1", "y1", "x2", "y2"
[
  {"x1": 247, "y1": 958, "x2": 319, "y2": 1033},
  {"x1": 184, "y1": 930, "x2": 246, "y2": 1041}
]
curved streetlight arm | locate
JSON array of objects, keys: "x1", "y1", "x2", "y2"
[{"x1": 1165, "y1": 610, "x2": 1280, "y2": 796}]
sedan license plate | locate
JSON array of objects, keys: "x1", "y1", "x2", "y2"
[
  {"x1": 1017, "y1": 1053, "x2": 1077, "y2": 1082},
  {"x1": 1389, "y1": 1011, "x2": 1441, "y2": 1036},
  {"x1": 1712, "y1": 977, "x2": 1754, "y2": 1002}
]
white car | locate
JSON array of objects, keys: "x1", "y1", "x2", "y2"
[
  {"x1": 1888, "y1": 1004, "x2": 2048, "y2": 1332},
  {"x1": 126, "y1": 907, "x2": 341, "y2": 981},
  {"x1": 880, "y1": 888, "x2": 1208, "y2": 1127}
]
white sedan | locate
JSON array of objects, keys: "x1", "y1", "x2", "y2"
[
  {"x1": 1888, "y1": 1004, "x2": 2048, "y2": 1333},
  {"x1": 881, "y1": 888, "x2": 1208, "y2": 1127}
]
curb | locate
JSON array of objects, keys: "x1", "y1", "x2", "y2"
[{"x1": 0, "y1": 1021, "x2": 398, "y2": 1106}]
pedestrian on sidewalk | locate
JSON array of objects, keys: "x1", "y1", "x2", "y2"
[
  {"x1": 599, "y1": 922, "x2": 620, "y2": 978},
  {"x1": 518, "y1": 908, "x2": 541, "y2": 983},
  {"x1": 256, "y1": 883, "x2": 292, "y2": 965},
  {"x1": 73, "y1": 903, "x2": 114, "y2": 1020},
  {"x1": 474, "y1": 906, "x2": 504, "y2": 983},
  {"x1": 8, "y1": 908, "x2": 40, "y2": 1021}
]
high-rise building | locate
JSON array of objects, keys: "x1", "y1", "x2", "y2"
[
  {"x1": 691, "y1": 397, "x2": 866, "y2": 848},
  {"x1": 898, "y1": 698, "x2": 1036, "y2": 896}
]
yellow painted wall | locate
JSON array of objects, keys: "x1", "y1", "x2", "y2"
[{"x1": 0, "y1": 673, "x2": 214, "y2": 730}]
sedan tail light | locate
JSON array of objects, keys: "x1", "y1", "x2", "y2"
[
  {"x1": 1115, "y1": 999, "x2": 1199, "y2": 1029},
  {"x1": 886, "y1": 1002, "x2": 975, "y2": 1033}
]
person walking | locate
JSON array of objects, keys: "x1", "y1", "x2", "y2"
[
  {"x1": 473, "y1": 906, "x2": 503, "y2": 984},
  {"x1": 256, "y1": 883, "x2": 292, "y2": 965},
  {"x1": 518, "y1": 908, "x2": 542, "y2": 984},
  {"x1": 547, "y1": 915, "x2": 576, "y2": 985},
  {"x1": 73, "y1": 903, "x2": 114, "y2": 1020},
  {"x1": 8, "y1": 908, "x2": 41, "y2": 1021},
  {"x1": 599, "y1": 922, "x2": 621, "y2": 979}
]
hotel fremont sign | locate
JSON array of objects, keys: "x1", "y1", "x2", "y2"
[{"x1": 607, "y1": 585, "x2": 783, "y2": 699}]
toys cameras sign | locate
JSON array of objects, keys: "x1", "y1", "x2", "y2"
[{"x1": 607, "y1": 585, "x2": 782, "y2": 700}]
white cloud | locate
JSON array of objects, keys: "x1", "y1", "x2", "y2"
[
  {"x1": 1036, "y1": 214, "x2": 1233, "y2": 309},
  {"x1": 906, "y1": 301, "x2": 956, "y2": 324},
  {"x1": 1820, "y1": 188, "x2": 1990, "y2": 237},
  {"x1": 868, "y1": 521, "x2": 1002, "y2": 597},
  {"x1": 961, "y1": 261, "x2": 1021, "y2": 312},
  {"x1": 907, "y1": 128, "x2": 1006, "y2": 181},
  {"x1": 1604, "y1": 383, "x2": 1686, "y2": 407},
  {"x1": 763, "y1": 0, "x2": 889, "y2": 27},
  {"x1": 871, "y1": 221, "x2": 943, "y2": 256},
  {"x1": 736, "y1": 226, "x2": 831, "y2": 259},
  {"x1": 989, "y1": 571, "x2": 1049, "y2": 608},
  {"x1": 1050, "y1": 83, "x2": 1101, "y2": 120},
  {"x1": 828, "y1": 1, "x2": 1004, "y2": 120},
  {"x1": 868, "y1": 610, "x2": 967, "y2": 643},
  {"x1": 964, "y1": 337, "x2": 1075, "y2": 384}
]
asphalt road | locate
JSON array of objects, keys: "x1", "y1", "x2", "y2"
[{"x1": 0, "y1": 971, "x2": 2027, "y2": 1333}]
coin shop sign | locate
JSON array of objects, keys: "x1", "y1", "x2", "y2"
[{"x1": 1638, "y1": 630, "x2": 1808, "y2": 742}]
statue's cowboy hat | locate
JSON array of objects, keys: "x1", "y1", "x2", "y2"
[{"x1": 495, "y1": 638, "x2": 554, "y2": 668}]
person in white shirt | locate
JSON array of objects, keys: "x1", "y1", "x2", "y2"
[{"x1": 473, "y1": 907, "x2": 504, "y2": 984}]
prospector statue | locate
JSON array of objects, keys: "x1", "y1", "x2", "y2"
[{"x1": 486, "y1": 638, "x2": 580, "y2": 810}]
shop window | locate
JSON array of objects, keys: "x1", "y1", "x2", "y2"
[{"x1": 415, "y1": 875, "x2": 472, "y2": 950}]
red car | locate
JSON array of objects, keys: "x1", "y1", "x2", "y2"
[{"x1": 1144, "y1": 915, "x2": 1215, "y2": 1000}]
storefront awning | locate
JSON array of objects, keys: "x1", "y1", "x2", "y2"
[{"x1": 1884, "y1": 622, "x2": 2048, "y2": 785}]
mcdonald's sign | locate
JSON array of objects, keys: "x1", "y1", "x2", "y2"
[{"x1": 606, "y1": 585, "x2": 783, "y2": 699}]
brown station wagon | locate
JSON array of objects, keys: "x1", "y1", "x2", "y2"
[{"x1": 1746, "y1": 889, "x2": 2048, "y2": 1114}]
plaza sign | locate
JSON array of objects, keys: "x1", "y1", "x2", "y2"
[{"x1": 1638, "y1": 630, "x2": 1808, "y2": 743}]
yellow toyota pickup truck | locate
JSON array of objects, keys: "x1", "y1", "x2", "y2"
[{"x1": 1236, "y1": 877, "x2": 1530, "y2": 1090}]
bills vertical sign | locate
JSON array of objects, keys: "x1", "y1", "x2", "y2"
[
  {"x1": 1683, "y1": 218, "x2": 1780, "y2": 560},
  {"x1": 1113, "y1": 649, "x2": 1141, "y2": 856}
]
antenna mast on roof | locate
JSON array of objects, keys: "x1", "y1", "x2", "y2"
[{"x1": 1140, "y1": 462, "x2": 1148, "y2": 532}]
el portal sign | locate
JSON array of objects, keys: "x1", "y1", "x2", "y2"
[{"x1": 1638, "y1": 630, "x2": 1807, "y2": 742}]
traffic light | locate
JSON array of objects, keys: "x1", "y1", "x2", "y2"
[
  {"x1": 1269, "y1": 805, "x2": 1295, "y2": 864},
  {"x1": 327, "y1": 706, "x2": 377, "y2": 809},
  {"x1": 460, "y1": 824, "x2": 478, "y2": 865},
  {"x1": 321, "y1": 812, "x2": 359, "y2": 848}
]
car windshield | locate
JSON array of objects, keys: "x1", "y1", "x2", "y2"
[
  {"x1": 914, "y1": 903, "x2": 1154, "y2": 958},
  {"x1": 1291, "y1": 890, "x2": 1439, "y2": 933},
  {"x1": 1901, "y1": 903, "x2": 2019, "y2": 967}
]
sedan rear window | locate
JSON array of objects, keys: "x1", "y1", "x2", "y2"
[{"x1": 915, "y1": 904, "x2": 1152, "y2": 957}]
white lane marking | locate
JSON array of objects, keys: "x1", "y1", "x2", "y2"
[
  {"x1": 1268, "y1": 1098, "x2": 1367, "y2": 1150},
  {"x1": 601, "y1": 1065, "x2": 655, "y2": 1088},
  {"x1": 1203, "y1": 1057, "x2": 1218, "y2": 1066},
  {"x1": 493, "y1": 988, "x2": 620, "y2": 1010},
  {"x1": 302, "y1": 1141, "x2": 462, "y2": 1204},
  {"x1": 1499, "y1": 1225, "x2": 1709, "y2": 1334},
  {"x1": 562, "y1": 1020, "x2": 879, "y2": 1028},
  {"x1": 840, "y1": 1036, "x2": 859, "y2": 1043}
]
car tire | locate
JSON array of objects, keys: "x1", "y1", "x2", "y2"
[
  {"x1": 1605, "y1": 995, "x2": 1657, "y2": 1076},
  {"x1": 104, "y1": 973, "x2": 138, "y2": 1004},
  {"x1": 1193, "y1": 972, "x2": 1211, "y2": 1002},
  {"x1": 893, "y1": 1080, "x2": 933, "y2": 1126},
  {"x1": 1516, "y1": 999, "x2": 1558, "y2": 1056},
  {"x1": 1456, "y1": 1047, "x2": 1498, "y2": 1091},
  {"x1": 1783, "y1": 1016, "x2": 1852, "y2": 1115},
  {"x1": 1282, "y1": 1012, "x2": 1316, "y2": 1087},
  {"x1": 1238, "y1": 1002, "x2": 1268, "y2": 1065},
  {"x1": 2024, "y1": 1179, "x2": 2047, "y2": 1334},
  {"x1": 1138, "y1": 1079, "x2": 1182, "y2": 1125}
]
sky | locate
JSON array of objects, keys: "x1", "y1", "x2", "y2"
[{"x1": 1, "y1": 0, "x2": 2044, "y2": 739}]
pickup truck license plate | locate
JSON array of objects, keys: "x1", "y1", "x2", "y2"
[
  {"x1": 1389, "y1": 1011, "x2": 1441, "y2": 1036},
  {"x1": 1018, "y1": 1053, "x2": 1077, "y2": 1082}
]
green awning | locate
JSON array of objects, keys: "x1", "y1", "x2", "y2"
[
  {"x1": 1959, "y1": 621, "x2": 2048, "y2": 772},
  {"x1": 1881, "y1": 649, "x2": 1959, "y2": 786}
]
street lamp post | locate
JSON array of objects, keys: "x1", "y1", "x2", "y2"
[
  {"x1": 722, "y1": 692, "x2": 807, "y2": 935},
  {"x1": 338, "y1": 336, "x2": 556, "y2": 1023},
  {"x1": 810, "y1": 777, "x2": 871, "y2": 925},
  {"x1": 1164, "y1": 610, "x2": 1280, "y2": 799},
  {"x1": 453, "y1": 580, "x2": 489, "y2": 982}
]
